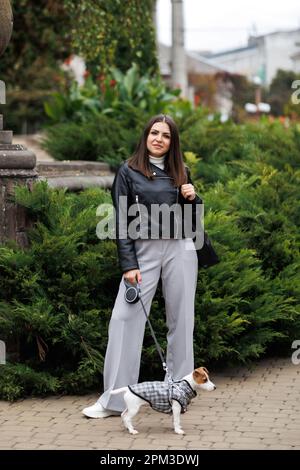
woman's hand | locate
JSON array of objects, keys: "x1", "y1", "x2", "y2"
[
  {"x1": 124, "y1": 269, "x2": 142, "y2": 284},
  {"x1": 181, "y1": 184, "x2": 196, "y2": 201}
]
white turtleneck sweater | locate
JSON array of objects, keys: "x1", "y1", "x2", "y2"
[{"x1": 149, "y1": 154, "x2": 166, "y2": 170}]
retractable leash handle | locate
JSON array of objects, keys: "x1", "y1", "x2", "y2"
[{"x1": 123, "y1": 278, "x2": 141, "y2": 304}]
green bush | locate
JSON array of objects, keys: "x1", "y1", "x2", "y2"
[
  {"x1": 0, "y1": 183, "x2": 120, "y2": 399},
  {"x1": 180, "y1": 113, "x2": 300, "y2": 183},
  {"x1": 44, "y1": 64, "x2": 183, "y2": 127},
  {"x1": 42, "y1": 114, "x2": 139, "y2": 169}
]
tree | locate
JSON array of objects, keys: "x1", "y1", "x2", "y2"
[
  {"x1": 0, "y1": 0, "x2": 159, "y2": 132},
  {"x1": 64, "y1": 0, "x2": 158, "y2": 77},
  {"x1": 0, "y1": 0, "x2": 70, "y2": 87},
  {"x1": 0, "y1": 0, "x2": 71, "y2": 132},
  {"x1": 267, "y1": 69, "x2": 300, "y2": 117}
]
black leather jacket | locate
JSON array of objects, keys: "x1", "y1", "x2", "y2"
[{"x1": 111, "y1": 161, "x2": 219, "y2": 273}]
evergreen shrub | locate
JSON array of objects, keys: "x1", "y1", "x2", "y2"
[{"x1": 42, "y1": 114, "x2": 138, "y2": 169}]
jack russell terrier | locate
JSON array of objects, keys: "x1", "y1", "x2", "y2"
[{"x1": 110, "y1": 367, "x2": 216, "y2": 435}]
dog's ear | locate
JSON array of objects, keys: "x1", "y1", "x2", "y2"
[
  {"x1": 202, "y1": 367, "x2": 209, "y2": 374},
  {"x1": 193, "y1": 370, "x2": 202, "y2": 380}
]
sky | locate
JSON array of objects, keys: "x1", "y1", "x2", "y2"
[{"x1": 156, "y1": 0, "x2": 300, "y2": 53}]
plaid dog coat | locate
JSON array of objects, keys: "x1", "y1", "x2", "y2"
[{"x1": 128, "y1": 379, "x2": 196, "y2": 414}]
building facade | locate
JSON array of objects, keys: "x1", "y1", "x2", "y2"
[{"x1": 200, "y1": 29, "x2": 300, "y2": 86}]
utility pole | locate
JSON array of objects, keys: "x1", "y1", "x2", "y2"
[
  {"x1": 152, "y1": 0, "x2": 157, "y2": 32},
  {"x1": 171, "y1": 0, "x2": 187, "y2": 97},
  {"x1": 152, "y1": 0, "x2": 158, "y2": 47},
  {"x1": 152, "y1": 0, "x2": 161, "y2": 72}
]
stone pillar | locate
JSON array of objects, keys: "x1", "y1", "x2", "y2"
[
  {"x1": 1, "y1": 0, "x2": 39, "y2": 248},
  {"x1": 0, "y1": 114, "x2": 38, "y2": 247}
]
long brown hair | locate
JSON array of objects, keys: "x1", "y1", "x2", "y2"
[{"x1": 128, "y1": 114, "x2": 187, "y2": 187}]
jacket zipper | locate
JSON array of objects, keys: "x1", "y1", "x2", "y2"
[
  {"x1": 175, "y1": 187, "x2": 179, "y2": 238},
  {"x1": 135, "y1": 195, "x2": 142, "y2": 230}
]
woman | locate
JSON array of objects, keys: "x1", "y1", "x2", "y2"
[{"x1": 82, "y1": 114, "x2": 218, "y2": 418}]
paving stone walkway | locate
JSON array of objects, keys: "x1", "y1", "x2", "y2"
[{"x1": 0, "y1": 357, "x2": 299, "y2": 450}]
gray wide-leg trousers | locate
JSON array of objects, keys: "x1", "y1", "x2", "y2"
[{"x1": 98, "y1": 238, "x2": 198, "y2": 412}]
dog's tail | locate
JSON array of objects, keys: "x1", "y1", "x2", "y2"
[{"x1": 110, "y1": 387, "x2": 128, "y2": 395}]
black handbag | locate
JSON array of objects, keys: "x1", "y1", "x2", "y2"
[{"x1": 196, "y1": 231, "x2": 219, "y2": 268}]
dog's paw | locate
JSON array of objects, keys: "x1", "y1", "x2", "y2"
[
  {"x1": 129, "y1": 429, "x2": 139, "y2": 435},
  {"x1": 175, "y1": 428, "x2": 185, "y2": 435}
]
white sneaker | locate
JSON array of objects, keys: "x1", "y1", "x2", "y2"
[{"x1": 82, "y1": 402, "x2": 121, "y2": 418}]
